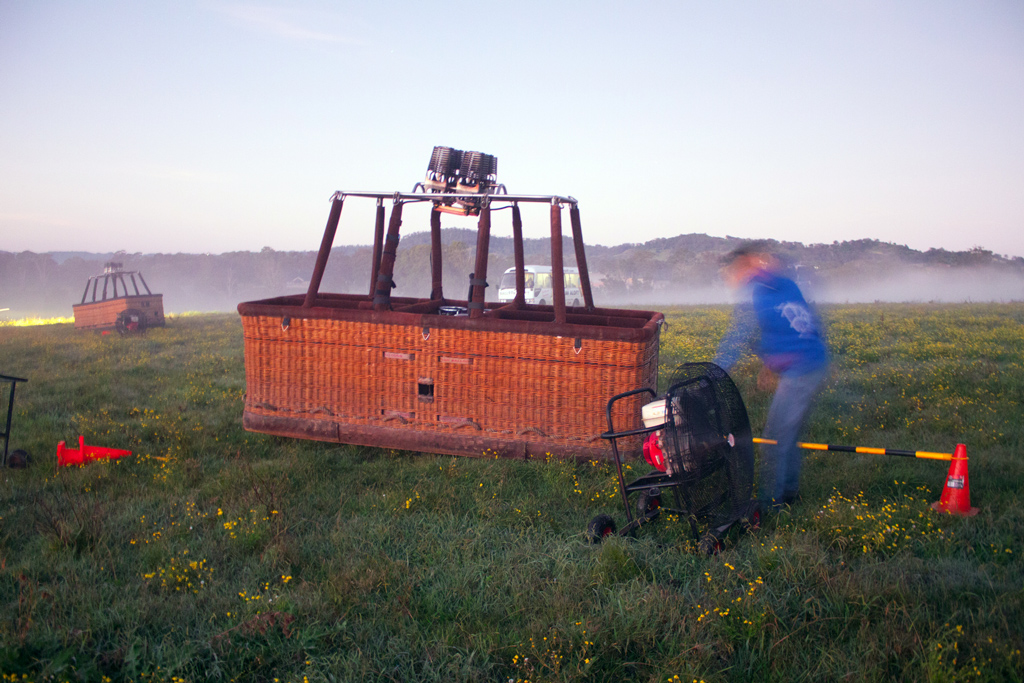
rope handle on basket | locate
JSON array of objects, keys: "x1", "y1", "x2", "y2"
[{"x1": 517, "y1": 427, "x2": 547, "y2": 437}]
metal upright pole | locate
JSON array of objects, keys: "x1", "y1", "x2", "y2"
[{"x1": 1, "y1": 375, "x2": 27, "y2": 467}]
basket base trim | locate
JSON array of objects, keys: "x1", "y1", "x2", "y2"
[{"x1": 242, "y1": 410, "x2": 628, "y2": 461}]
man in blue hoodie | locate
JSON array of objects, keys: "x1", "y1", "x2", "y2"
[{"x1": 714, "y1": 244, "x2": 829, "y2": 508}]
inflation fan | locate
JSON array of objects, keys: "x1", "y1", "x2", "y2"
[{"x1": 591, "y1": 362, "x2": 761, "y2": 553}]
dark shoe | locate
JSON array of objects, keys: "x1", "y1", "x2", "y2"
[{"x1": 782, "y1": 491, "x2": 801, "y2": 506}]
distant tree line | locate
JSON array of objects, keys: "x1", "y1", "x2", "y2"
[{"x1": 2, "y1": 233, "x2": 1022, "y2": 318}]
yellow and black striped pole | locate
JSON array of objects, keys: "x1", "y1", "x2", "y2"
[{"x1": 752, "y1": 438, "x2": 953, "y2": 462}]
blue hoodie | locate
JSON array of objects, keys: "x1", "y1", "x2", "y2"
[{"x1": 715, "y1": 269, "x2": 828, "y2": 375}]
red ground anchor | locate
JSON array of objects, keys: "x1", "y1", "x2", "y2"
[
  {"x1": 57, "y1": 435, "x2": 133, "y2": 467},
  {"x1": 931, "y1": 443, "x2": 979, "y2": 516}
]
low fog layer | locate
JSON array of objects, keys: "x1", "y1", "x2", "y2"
[
  {"x1": 812, "y1": 268, "x2": 1024, "y2": 304},
  {"x1": 2, "y1": 236, "x2": 1023, "y2": 319},
  {"x1": 599, "y1": 268, "x2": 1024, "y2": 307}
]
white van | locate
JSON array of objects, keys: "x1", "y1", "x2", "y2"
[{"x1": 497, "y1": 266, "x2": 583, "y2": 306}]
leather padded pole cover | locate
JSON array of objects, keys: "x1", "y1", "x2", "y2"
[
  {"x1": 137, "y1": 272, "x2": 153, "y2": 295},
  {"x1": 305, "y1": 196, "x2": 345, "y2": 308},
  {"x1": 469, "y1": 205, "x2": 492, "y2": 319},
  {"x1": 430, "y1": 208, "x2": 443, "y2": 300},
  {"x1": 373, "y1": 202, "x2": 404, "y2": 311},
  {"x1": 368, "y1": 201, "x2": 386, "y2": 298},
  {"x1": 512, "y1": 204, "x2": 526, "y2": 305},
  {"x1": 570, "y1": 206, "x2": 595, "y2": 311},
  {"x1": 550, "y1": 203, "x2": 567, "y2": 324}
]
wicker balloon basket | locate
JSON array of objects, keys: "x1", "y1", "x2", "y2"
[
  {"x1": 238, "y1": 188, "x2": 662, "y2": 460},
  {"x1": 73, "y1": 262, "x2": 164, "y2": 332}
]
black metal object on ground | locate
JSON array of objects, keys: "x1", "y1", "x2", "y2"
[
  {"x1": 0, "y1": 374, "x2": 28, "y2": 467},
  {"x1": 593, "y1": 362, "x2": 759, "y2": 553}
]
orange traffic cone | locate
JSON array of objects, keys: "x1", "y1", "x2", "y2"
[
  {"x1": 56, "y1": 435, "x2": 132, "y2": 467},
  {"x1": 931, "y1": 443, "x2": 978, "y2": 516}
]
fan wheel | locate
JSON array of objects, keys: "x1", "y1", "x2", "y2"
[
  {"x1": 635, "y1": 489, "x2": 661, "y2": 521},
  {"x1": 698, "y1": 531, "x2": 723, "y2": 556},
  {"x1": 586, "y1": 514, "x2": 617, "y2": 544},
  {"x1": 742, "y1": 500, "x2": 762, "y2": 532},
  {"x1": 115, "y1": 308, "x2": 146, "y2": 336}
]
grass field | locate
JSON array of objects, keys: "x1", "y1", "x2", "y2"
[{"x1": 1, "y1": 305, "x2": 1022, "y2": 683}]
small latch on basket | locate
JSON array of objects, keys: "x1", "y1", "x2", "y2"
[
  {"x1": 422, "y1": 326, "x2": 430, "y2": 341},
  {"x1": 281, "y1": 316, "x2": 291, "y2": 331},
  {"x1": 574, "y1": 337, "x2": 582, "y2": 354}
]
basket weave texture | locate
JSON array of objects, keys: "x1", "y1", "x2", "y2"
[{"x1": 241, "y1": 313, "x2": 658, "y2": 457}]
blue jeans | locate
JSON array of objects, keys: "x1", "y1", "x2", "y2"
[{"x1": 760, "y1": 365, "x2": 828, "y2": 505}]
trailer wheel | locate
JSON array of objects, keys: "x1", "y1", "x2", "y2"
[
  {"x1": 587, "y1": 514, "x2": 616, "y2": 544},
  {"x1": 538, "y1": 299, "x2": 546, "y2": 306}
]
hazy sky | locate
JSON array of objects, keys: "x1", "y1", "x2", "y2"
[{"x1": 2, "y1": 1, "x2": 1022, "y2": 257}]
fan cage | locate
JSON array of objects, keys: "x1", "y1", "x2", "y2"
[{"x1": 659, "y1": 363, "x2": 754, "y2": 526}]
